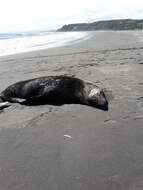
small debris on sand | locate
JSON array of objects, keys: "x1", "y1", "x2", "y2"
[{"x1": 64, "y1": 134, "x2": 72, "y2": 139}]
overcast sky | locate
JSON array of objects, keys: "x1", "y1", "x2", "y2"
[{"x1": 0, "y1": 0, "x2": 143, "y2": 32}]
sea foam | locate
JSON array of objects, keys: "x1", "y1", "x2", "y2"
[{"x1": 0, "y1": 32, "x2": 89, "y2": 57}]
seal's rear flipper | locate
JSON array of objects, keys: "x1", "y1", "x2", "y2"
[
  {"x1": 0, "y1": 102, "x2": 11, "y2": 110},
  {"x1": 7, "y1": 98, "x2": 26, "y2": 103}
]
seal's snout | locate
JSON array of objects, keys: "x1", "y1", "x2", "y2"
[
  {"x1": 87, "y1": 88, "x2": 109, "y2": 111},
  {"x1": 97, "y1": 101, "x2": 108, "y2": 111}
]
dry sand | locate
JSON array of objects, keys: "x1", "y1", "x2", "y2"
[{"x1": 0, "y1": 31, "x2": 143, "y2": 190}]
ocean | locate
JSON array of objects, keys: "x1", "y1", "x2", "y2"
[{"x1": 0, "y1": 31, "x2": 89, "y2": 57}]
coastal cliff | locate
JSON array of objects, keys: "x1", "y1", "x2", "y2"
[{"x1": 57, "y1": 19, "x2": 143, "y2": 31}]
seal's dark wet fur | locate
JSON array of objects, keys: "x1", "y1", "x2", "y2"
[{"x1": 0, "y1": 76, "x2": 108, "y2": 110}]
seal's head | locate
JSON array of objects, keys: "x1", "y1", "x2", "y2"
[{"x1": 87, "y1": 88, "x2": 108, "y2": 111}]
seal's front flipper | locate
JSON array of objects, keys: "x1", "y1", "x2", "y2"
[
  {"x1": 8, "y1": 98, "x2": 26, "y2": 103},
  {"x1": 0, "y1": 102, "x2": 11, "y2": 110},
  {"x1": 20, "y1": 95, "x2": 43, "y2": 105}
]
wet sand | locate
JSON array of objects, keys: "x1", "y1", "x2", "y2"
[{"x1": 0, "y1": 31, "x2": 143, "y2": 190}]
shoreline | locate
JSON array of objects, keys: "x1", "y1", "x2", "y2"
[{"x1": 0, "y1": 31, "x2": 91, "y2": 58}]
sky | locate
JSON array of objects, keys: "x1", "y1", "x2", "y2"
[{"x1": 0, "y1": 0, "x2": 143, "y2": 32}]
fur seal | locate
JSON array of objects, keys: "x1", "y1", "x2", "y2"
[{"x1": 0, "y1": 76, "x2": 109, "y2": 110}]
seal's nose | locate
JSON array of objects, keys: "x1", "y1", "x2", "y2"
[
  {"x1": 100, "y1": 102, "x2": 108, "y2": 111},
  {"x1": 99, "y1": 91, "x2": 109, "y2": 110},
  {"x1": 94, "y1": 91, "x2": 109, "y2": 111}
]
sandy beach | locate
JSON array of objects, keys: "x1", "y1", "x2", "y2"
[{"x1": 0, "y1": 31, "x2": 143, "y2": 189}]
